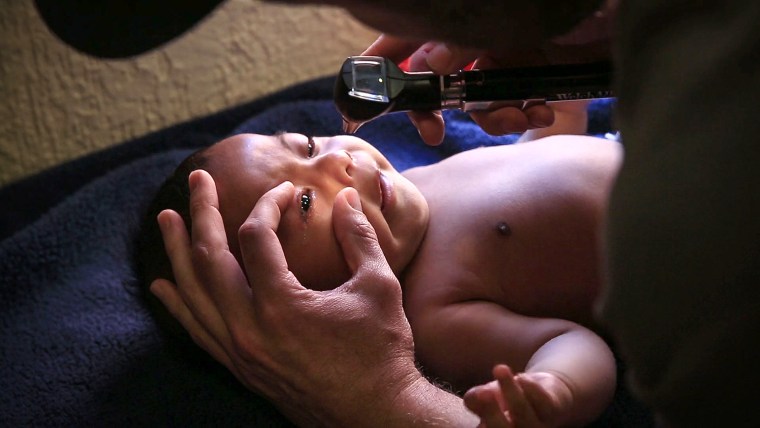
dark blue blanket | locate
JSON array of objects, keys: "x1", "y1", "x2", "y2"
[{"x1": 0, "y1": 77, "x2": 648, "y2": 427}]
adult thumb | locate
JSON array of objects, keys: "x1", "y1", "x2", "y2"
[
  {"x1": 332, "y1": 187, "x2": 394, "y2": 280},
  {"x1": 408, "y1": 42, "x2": 480, "y2": 74}
]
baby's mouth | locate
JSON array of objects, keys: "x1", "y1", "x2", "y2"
[{"x1": 378, "y1": 171, "x2": 392, "y2": 211}]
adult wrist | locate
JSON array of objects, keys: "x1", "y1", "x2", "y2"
[
  {"x1": 331, "y1": 365, "x2": 475, "y2": 428},
  {"x1": 310, "y1": 361, "x2": 428, "y2": 428},
  {"x1": 384, "y1": 375, "x2": 479, "y2": 427}
]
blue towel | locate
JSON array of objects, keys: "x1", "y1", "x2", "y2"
[{"x1": 0, "y1": 77, "x2": 644, "y2": 426}]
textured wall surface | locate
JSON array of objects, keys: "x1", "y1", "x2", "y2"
[{"x1": 0, "y1": 0, "x2": 378, "y2": 186}]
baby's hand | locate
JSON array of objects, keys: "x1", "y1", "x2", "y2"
[{"x1": 463, "y1": 365, "x2": 573, "y2": 428}]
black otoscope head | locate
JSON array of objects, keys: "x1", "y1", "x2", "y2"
[{"x1": 333, "y1": 56, "x2": 440, "y2": 133}]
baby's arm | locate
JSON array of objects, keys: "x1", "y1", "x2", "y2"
[
  {"x1": 463, "y1": 333, "x2": 614, "y2": 427},
  {"x1": 517, "y1": 100, "x2": 591, "y2": 143},
  {"x1": 413, "y1": 302, "x2": 616, "y2": 427}
]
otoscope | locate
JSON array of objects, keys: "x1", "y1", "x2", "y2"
[{"x1": 334, "y1": 56, "x2": 613, "y2": 133}]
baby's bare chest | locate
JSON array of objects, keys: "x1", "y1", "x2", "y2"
[{"x1": 404, "y1": 168, "x2": 602, "y2": 323}]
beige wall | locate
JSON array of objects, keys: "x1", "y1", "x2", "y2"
[{"x1": 0, "y1": 0, "x2": 378, "y2": 187}]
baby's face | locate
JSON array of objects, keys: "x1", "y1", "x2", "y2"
[{"x1": 204, "y1": 133, "x2": 429, "y2": 290}]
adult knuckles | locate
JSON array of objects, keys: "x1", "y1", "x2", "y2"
[
  {"x1": 237, "y1": 217, "x2": 271, "y2": 241},
  {"x1": 190, "y1": 241, "x2": 226, "y2": 266},
  {"x1": 357, "y1": 265, "x2": 398, "y2": 286},
  {"x1": 473, "y1": 108, "x2": 529, "y2": 135},
  {"x1": 229, "y1": 324, "x2": 263, "y2": 363},
  {"x1": 189, "y1": 194, "x2": 215, "y2": 217},
  {"x1": 336, "y1": 209, "x2": 381, "y2": 247},
  {"x1": 350, "y1": 265, "x2": 402, "y2": 301},
  {"x1": 349, "y1": 217, "x2": 379, "y2": 241}
]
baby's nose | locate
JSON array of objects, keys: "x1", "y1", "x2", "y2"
[{"x1": 316, "y1": 150, "x2": 353, "y2": 184}]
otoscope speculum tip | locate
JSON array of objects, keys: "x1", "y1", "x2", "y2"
[{"x1": 341, "y1": 118, "x2": 364, "y2": 134}]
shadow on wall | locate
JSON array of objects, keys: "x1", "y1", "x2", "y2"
[{"x1": 0, "y1": 0, "x2": 377, "y2": 187}]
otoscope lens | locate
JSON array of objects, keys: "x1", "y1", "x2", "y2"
[{"x1": 349, "y1": 58, "x2": 389, "y2": 103}]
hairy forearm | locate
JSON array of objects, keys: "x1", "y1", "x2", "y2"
[
  {"x1": 387, "y1": 377, "x2": 479, "y2": 427},
  {"x1": 312, "y1": 373, "x2": 477, "y2": 428}
]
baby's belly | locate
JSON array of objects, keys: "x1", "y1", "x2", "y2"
[
  {"x1": 406, "y1": 217, "x2": 602, "y2": 328},
  {"x1": 405, "y1": 152, "x2": 607, "y2": 327}
]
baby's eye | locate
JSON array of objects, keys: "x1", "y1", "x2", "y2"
[
  {"x1": 300, "y1": 192, "x2": 312, "y2": 213},
  {"x1": 306, "y1": 137, "x2": 315, "y2": 158}
]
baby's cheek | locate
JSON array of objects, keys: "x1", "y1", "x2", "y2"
[
  {"x1": 291, "y1": 260, "x2": 351, "y2": 291},
  {"x1": 281, "y1": 239, "x2": 350, "y2": 291}
]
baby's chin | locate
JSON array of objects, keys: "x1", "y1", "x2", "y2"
[{"x1": 386, "y1": 223, "x2": 428, "y2": 278}]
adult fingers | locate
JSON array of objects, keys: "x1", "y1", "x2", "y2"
[
  {"x1": 157, "y1": 209, "x2": 196, "y2": 298},
  {"x1": 473, "y1": 49, "x2": 548, "y2": 70},
  {"x1": 188, "y1": 170, "x2": 229, "y2": 252},
  {"x1": 331, "y1": 187, "x2": 396, "y2": 286},
  {"x1": 157, "y1": 207, "x2": 230, "y2": 342},
  {"x1": 150, "y1": 278, "x2": 233, "y2": 369},
  {"x1": 186, "y1": 170, "x2": 255, "y2": 340},
  {"x1": 361, "y1": 34, "x2": 421, "y2": 63},
  {"x1": 524, "y1": 104, "x2": 555, "y2": 129},
  {"x1": 362, "y1": 38, "x2": 448, "y2": 145},
  {"x1": 468, "y1": 103, "x2": 554, "y2": 136},
  {"x1": 363, "y1": 38, "x2": 478, "y2": 75},
  {"x1": 238, "y1": 181, "x2": 303, "y2": 299},
  {"x1": 150, "y1": 278, "x2": 269, "y2": 399},
  {"x1": 468, "y1": 55, "x2": 555, "y2": 134},
  {"x1": 406, "y1": 42, "x2": 481, "y2": 74},
  {"x1": 411, "y1": 47, "x2": 555, "y2": 137},
  {"x1": 470, "y1": 108, "x2": 532, "y2": 135},
  {"x1": 408, "y1": 111, "x2": 445, "y2": 146}
]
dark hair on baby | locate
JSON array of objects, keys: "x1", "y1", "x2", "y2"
[{"x1": 135, "y1": 147, "x2": 209, "y2": 339}]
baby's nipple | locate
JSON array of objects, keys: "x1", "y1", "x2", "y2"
[{"x1": 496, "y1": 221, "x2": 512, "y2": 236}]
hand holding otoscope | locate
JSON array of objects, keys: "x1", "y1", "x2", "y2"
[{"x1": 333, "y1": 55, "x2": 613, "y2": 138}]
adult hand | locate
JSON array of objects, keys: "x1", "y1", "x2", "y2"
[
  {"x1": 360, "y1": 29, "x2": 613, "y2": 146},
  {"x1": 344, "y1": 0, "x2": 615, "y2": 145},
  {"x1": 150, "y1": 170, "x2": 474, "y2": 426},
  {"x1": 361, "y1": 36, "x2": 556, "y2": 146},
  {"x1": 269, "y1": 1, "x2": 612, "y2": 145}
]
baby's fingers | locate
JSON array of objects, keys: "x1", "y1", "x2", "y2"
[
  {"x1": 463, "y1": 385, "x2": 511, "y2": 428},
  {"x1": 515, "y1": 373, "x2": 567, "y2": 425},
  {"x1": 493, "y1": 365, "x2": 541, "y2": 425}
]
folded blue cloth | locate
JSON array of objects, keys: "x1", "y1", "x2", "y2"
[{"x1": 0, "y1": 77, "x2": 642, "y2": 426}]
